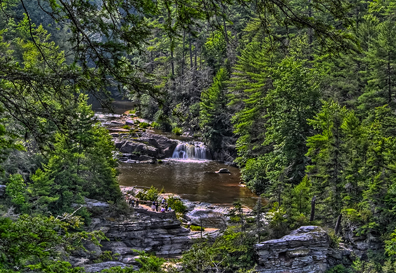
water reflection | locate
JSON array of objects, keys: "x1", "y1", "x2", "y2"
[{"x1": 117, "y1": 161, "x2": 257, "y2": 207}]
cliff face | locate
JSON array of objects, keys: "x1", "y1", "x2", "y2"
[
  {"x1": 255, "y1": 226, "x2": 356, "y2": 273},
  {"x1": 70, "y1": 203, "x2": 213, "y2": 271}
]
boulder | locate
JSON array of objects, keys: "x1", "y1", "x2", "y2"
[
  {"x1": 125, "y1": 119, "x2": 134, "y2": 125},
  {"x1": 186, "y1": 208, "x2": 227, "y2": 229},
  {"x1": 83, "y1": 261, "x2": 127, "y2": 272},
  {"x1": 84, "y1": 198, "x2": 110, "y2": 209},
  {"x1": 216, "y1": 168, "x2": 230, "y2": 173},
  {"x1": 255, "y1": 226, "x2": 330, "y2": 273},
  {"x1": 119, "y1": 141, "x2": 158, "y2": 158}
]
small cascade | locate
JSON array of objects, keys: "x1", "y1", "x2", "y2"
[{"x1": 171, "y1": 142, "x2": 210, "y2": 160}]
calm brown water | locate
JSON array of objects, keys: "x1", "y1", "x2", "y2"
[
  {"x1": 90, "y1": 99, "x2": 135, "y2": 114},
  {"x1": 117, "y1": 160, "x2": 257, "y2": 207}
]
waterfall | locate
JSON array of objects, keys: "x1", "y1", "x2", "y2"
[{"x1": 171, "y1": 142, "x2": 210, "y2": 160}]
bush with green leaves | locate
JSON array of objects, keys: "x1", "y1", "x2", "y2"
[
  {"x1": 167, "y1": 196, "x2": 186, "y2": 213},
  {"x1": 190, "y1": 225, "x2": 204, "y2": 231},
  {"x1": 139, "y1": 122, "x2": 149, "y2": 129},
  {"x1": 151, "y1": 122, "x2": 161, "y2": 129},
  {"x1": 172, "y1": 127, "x2": 183, "y2": 135},
  {"x1": 181, "y1": 227, "x2": 256, "y2": 272},
  {"x1": 136, "y1": 186, "x2": 159, "y2": 201},
  {"x1": 102, "y1": 250, "x2": 165, "y2": 273},
  {"x1": 0, "y1": 214, "x2": 105, "y2": 272}
]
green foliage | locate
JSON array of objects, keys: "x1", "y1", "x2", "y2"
[
  {"x1": 326, "y1": 264, "x2": 353, "y2": 273},
  {"x1": 0, "y1": 214, "x2": 105, "y2": 272},
  {"x1": 136, "y1": 186, "x2": 159, "y2": 201},
  {"x1": 139, "y1": 122, "x2": 150, "y2": 129},
  {"x1": 200, "y1": 68, "x2": 232, "y2": 153},
  {"x1": 190, "y1": 225, "x2": 205, "y2": 231},
  {"x1": 122, "y1": 125, "x2": 131, "y2": 129},
  {"x1": 94, "y1": 251, "x2": 121, "y2": 263},
  {"x1": 167, "y1": 196, "x2": 186, "y2": 213},
  {"x1": 5, "y1": 174, "x2": 28, "y2": 212},
  {"x1": 172, "y1": 127, "x2": 183, "y2": 135},
  {"x1": 230, "y1": 36, "x2": 322, "y2": 195},
  {"x1": 181, "y1": 228, "x2": 256, "y2": 272},
  {"x1": 151, "y1": 122, "x2": 160, "y2": 129},
  {"x1": 28, "y1": 96, "x2": 122, "y2": 217}
]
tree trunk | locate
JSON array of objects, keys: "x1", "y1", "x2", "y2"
[
  {"x1": 335, "y1": 213, "x2": 342, "y2": 235},
  {"x1": 310, "y1": 196, "x2": 316, "y2": 221},
  {"x1": 189, "y1": 33, "x2": 193, "y2": 69},
  {"x1": 194, "y1": 42, "x2": 197, "y2": 69},
  {"x1": 182, "y1": 29, "x2": 185, "y2": 75}
]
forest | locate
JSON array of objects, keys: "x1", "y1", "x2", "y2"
[{"x1": 1, "y1": 0, "x2": 396, "y2": 272}]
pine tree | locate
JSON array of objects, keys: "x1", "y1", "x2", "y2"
[{"x1": 306, "y1": 100, "x2": 348, "y2": 222}]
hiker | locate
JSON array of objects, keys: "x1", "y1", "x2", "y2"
[
  {"x1": 136, "y1": 199, "x2": 139, "y2": 207},
  {"x1": 130, "y1": 199, "x2": 135, "y2": 207},
  {"x1": 165, "y1": 203, "x2": 168, "y2": 211},
  {"x1": 168, "y1": 206, "x2": 172, "y2": 212},
  {"x1": 161, "y1": 198, "x2": 165, "y2": 204},
  {"x1": 161, "y1": 207, "x2": 166, "y2": 213},
  {"x1": 152, "y1": 201, "x2": 156, "y2": 211},
  {"x1": 155, "y1": 201, "x2": 159, "y2": 212}
]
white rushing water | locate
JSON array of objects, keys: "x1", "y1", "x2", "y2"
[{"x1": 171, "y1": 142, "x2": 210, "y2": 160}]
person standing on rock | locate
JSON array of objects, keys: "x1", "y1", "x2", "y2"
[
  {"x1": 136, "y1": 199, "x2": 139, "y2": 207},
  {"x1": 165, "y1": 203, "x2": 168, "y2": 211},
  {"x1": 152, "y1": 201, "x2": 156, "y2": 211},
  {"x1": 162, "y1": 198, "x2": 165, "y2": 205},
  {"x1": 130, "y1": 199, "x2": 135, "y2": 207},
  {"x1": 155, "y1": 201, "x2": 159, "y2": 212}
]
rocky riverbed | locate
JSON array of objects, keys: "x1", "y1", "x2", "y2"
[
  {"x1": 96, "y1": 113, "x2": 187, "y2": 163},
  {"x1": 70, "y1": 196, "x2": 222, "y2": 272}
]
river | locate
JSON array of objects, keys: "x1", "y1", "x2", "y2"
[{"x1": 92, "y1": 99, "x2": 257, "y2": 207}]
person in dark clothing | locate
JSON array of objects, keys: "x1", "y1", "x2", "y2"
[
  {"x1": 155, "y1": 202, "x2": 159, "y2": 212},
  {"x1": 136, "y1": 199, "x2": 139, "y2": 207},
  {"x1": 130, "y1": 199, "x2": 135, "y2": 207},
  {"x1": 165, "y1": 203, "x2": 168, "y2": 211}
]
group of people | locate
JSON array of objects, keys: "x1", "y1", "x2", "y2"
[
  {"x1": 125, "y1": 195, "x2": 140, "y2": 207},
  {"x1": 124, "y1": 194, "x2": 171, "y2": 213},
  {"x1": 151, "y1": 198, "x2": 172, "y2": 213}
]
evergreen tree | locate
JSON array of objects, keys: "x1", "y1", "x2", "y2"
[
  {"x1": 200, "y1": 68, "x2": 232, "y2": 157},
  {"x1": 306, "y1": 100, "x2": 348, "y2": 222}
]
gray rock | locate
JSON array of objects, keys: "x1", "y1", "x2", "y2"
[
  {"x1": 217, "y1": 168, "x2": 230, "y2": 173},
  {"x1": 83, "y1": 261, "x2": 127, "y2": 272},
  {"x1": 69, "y1": 257, "x2": 90, "y2": 267},
  {"x1": 125, "y1": 119, "x2": 134, "y2": 125},
  {"x1": 255, "y1": 226, "x2": 330, "y2": 273},
  {"x1": 83, "y1": 241, "x2": 103, "y2": 259},
  {"x1": 186, "y1": 208, "x2": 227, "y2": 229},
  {"x1": 84, "y1": 198, "x2": 110, "y2": 208}
]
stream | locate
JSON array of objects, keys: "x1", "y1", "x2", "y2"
[
  {"x1": 93, "y1": 99, "x2": 257, "y2": 207},
  {"x1": 118, "y1": 160, "x2": 257, "y2": 207}
]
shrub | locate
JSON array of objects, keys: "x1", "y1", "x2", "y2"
[
  {"x1": 325, "y1": 264, "x2": 351, "y2": 273},
  {"x1": 136, "y1": 186, "x2": 159, "y2": 201},
  {"x1": 172, "y1": 127, "x2": 183, "y2": 135},
  {"x1": 229, "y1": 216, "x2": 241, "y2": 223},
  {"x1": 122, "y1": 125, "x2": 130, "y2": 129},
  {"x1": 191, "y1": 225, "x2": 204, "y2": 231},
  {"x1": 139, "y1": 122, "x2": 149, "y2": 128},
  {"x1": 167, "y1": 196, "x2": 186, "y2": 213},
  {"x1": 151, "y1": 122, "x2": 160, "y2": 129},
  {"x1": 182, "y1": 227, "x2": 256, "y2": 272}
]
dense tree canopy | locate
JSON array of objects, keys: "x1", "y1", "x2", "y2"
[{"x1": 2, "y1": 0, "x2": 396, "y2": 271}]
